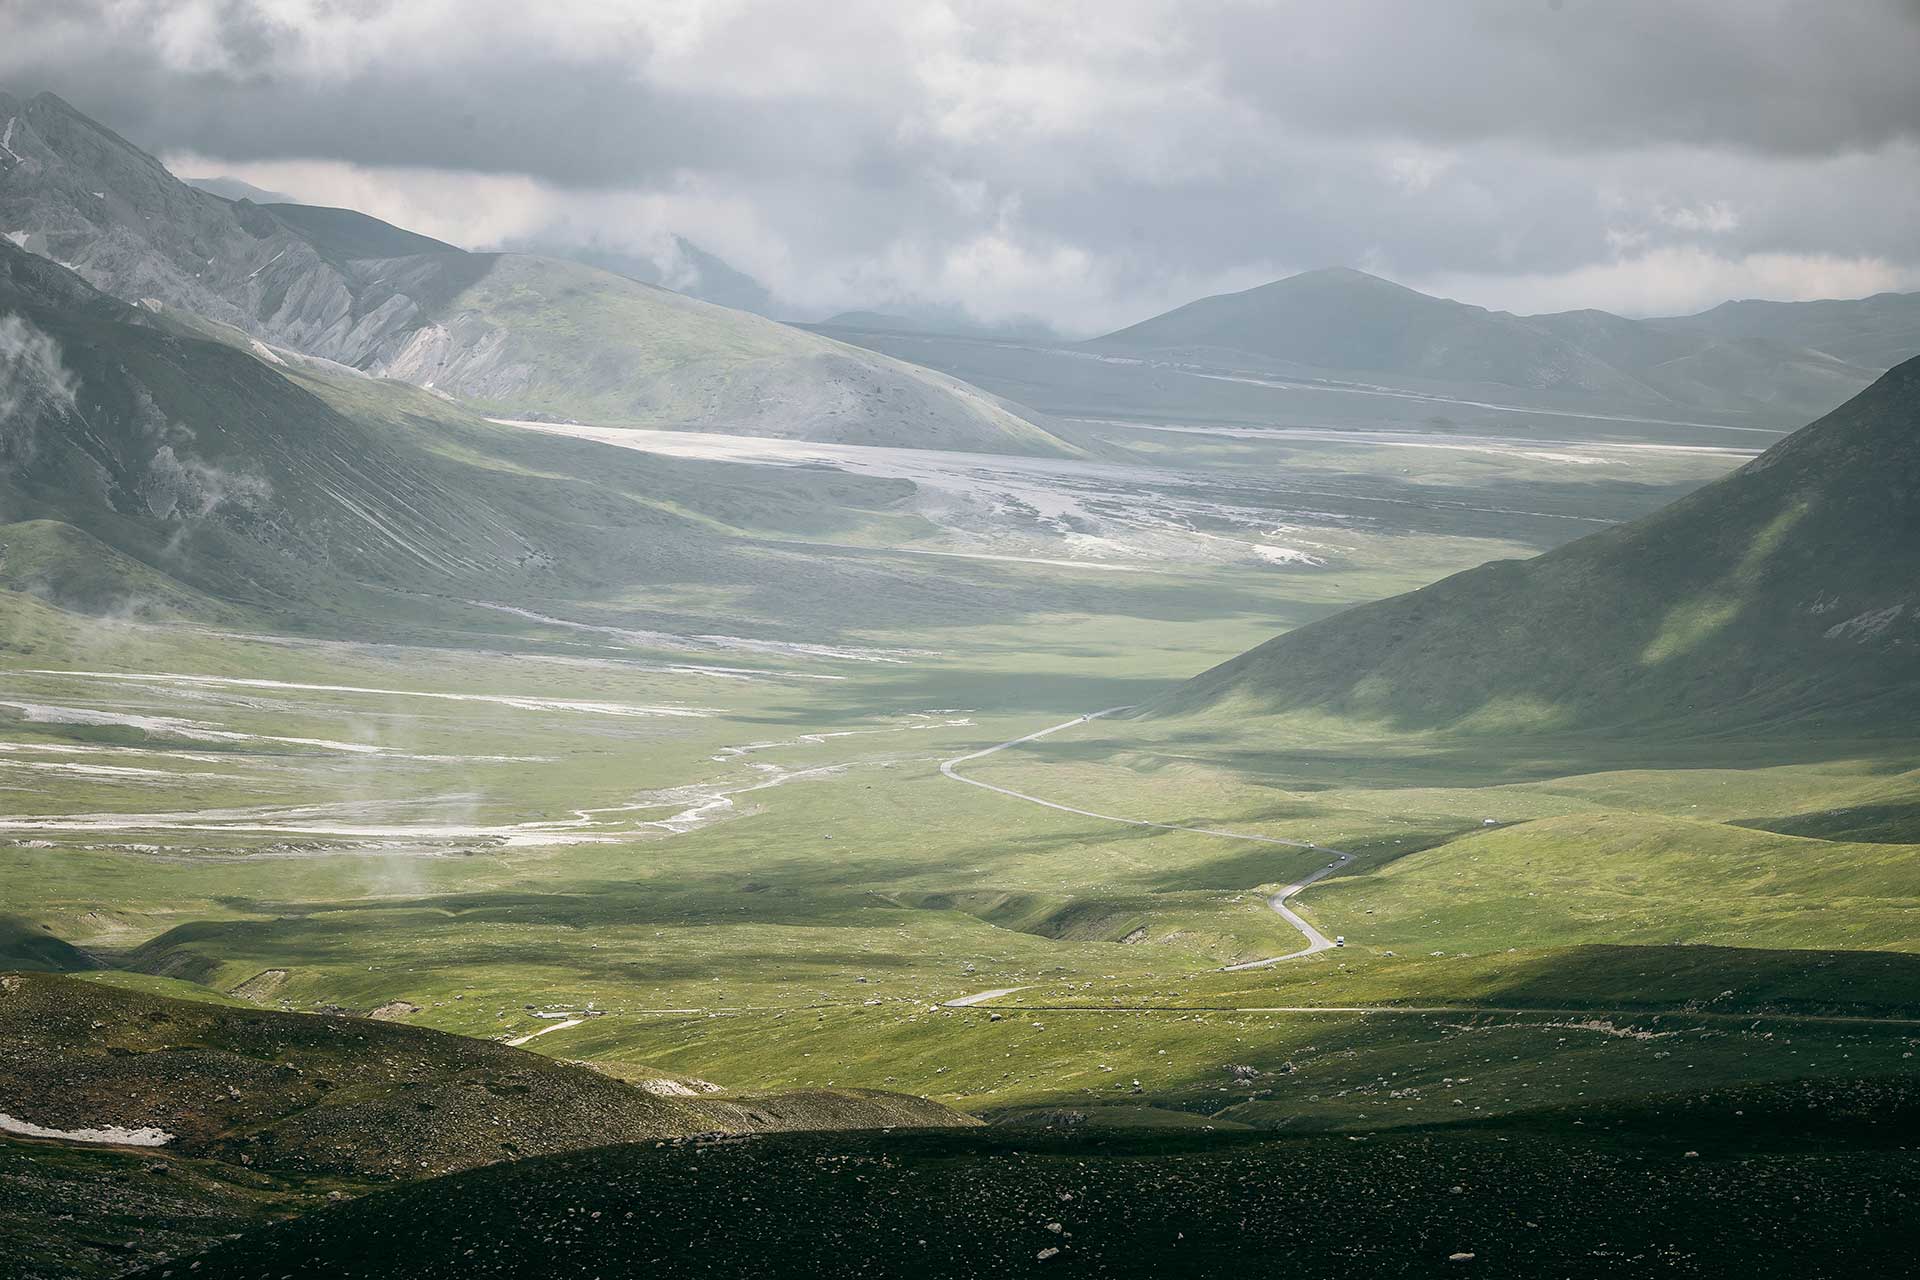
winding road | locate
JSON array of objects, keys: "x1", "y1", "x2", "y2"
[{"x1": 939, "y1": 707, "x2": 1358, "y2": 996}]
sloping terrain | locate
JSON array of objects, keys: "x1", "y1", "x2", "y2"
[
  {"x1": 0, "y1": 974, "x2": 970, "y2": 1279},
  {"x1": 123, "y1": 1095, "x2": 1920, "y2": 1280},
  {"x1": 377, "y1": 251, "x2": 1064, "y2": 451},
  {"x1": 1092, "y1": 267, "x2": 1638, "y2": 393},
  {"x1": 1158, "y1": 354, "x2": 1920, "y2": 735},
  {"x1": 1085, "y1": 266, "x2": 1882, "y2": 424},
  {"x1": 0, "y1": 238, "x2": 551, "y2": 620},
  {"x1": 0, "y1": 239, "x2": 1035, "y2": 638},
  {"x1": 0, "y1": 90, "x2": 1066, "y2": 453},
  {"x1": 0, "y1": 973, "x2": 971, "y2": 1179},
  {"x1": 498, "y1": 233, "x2": 775, "y2": 315},
  {"x1": 1661, "y1": 290, "x2": 1920, "y2": 374}
]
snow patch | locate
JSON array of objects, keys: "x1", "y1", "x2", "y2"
[
  {"x1": 1252, "y1": 545, "x2": 1324, "y2": 566},
  {"x1": 0, "y1": 1113, "x2": 174, "y2": 1147},
  {"x1": 635, "y1": 1077, "x2": 725, "y2": 1097}
]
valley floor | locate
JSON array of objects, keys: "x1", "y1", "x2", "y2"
[{"x1": 3, "y1": 405, "x2": 1915, "y2": 1277}]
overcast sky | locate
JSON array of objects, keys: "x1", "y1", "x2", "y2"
[{"x1": 5, "y1": 0, "x2": 1918, "y2": 332}]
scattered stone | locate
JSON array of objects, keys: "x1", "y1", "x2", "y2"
[{"x1": 368, "y1": 1001, "x2": 421, "y2": 1021}]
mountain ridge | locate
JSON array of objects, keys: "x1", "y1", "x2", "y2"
[
  {"x1": 1087, "y1": 266, "x2": 1909, "y2": 425},
  {"x1": 1, "y1": 90, "x2": 1068, "y2": 455},
  {"x1": 1158, "y1": 353, "x2": 1920, "y2": 736}
]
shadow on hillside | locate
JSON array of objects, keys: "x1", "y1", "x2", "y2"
[
  {"x1": 1732, "y1": 800, "x2": 1920, "y2": 845},
  {"x1": 0, "y1": 913, "x2": 100, "y2": 972},
  {"x1": 1476, "y1": 943, "x2": 1920, "y2": 1018}
]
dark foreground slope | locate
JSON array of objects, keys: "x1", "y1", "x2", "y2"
[
  {"x1": 135, "y1": 1087, "x2": 1920, "y2": 1280},
  {"x1": 0, "y1": 974, "x2": 971, "y2": 1278},
  {"x1": 0, "y1": 974, "x2": 972, "y2": 1179},
  {"x1": 1161, "y1": 354, "x2": 1920, "y2": 736}
]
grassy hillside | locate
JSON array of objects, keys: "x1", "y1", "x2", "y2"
[
  {"x1": 0, "y1": 239, "x2": 1061, "y2": 640},
  {"x1": 387, "y1": 252, "x2": 1068, "y2": 453},
  {"x1": 0, "y1": 239, "x2": 557, "y2": 621},
  {"x1": 1158, "y1": 355, "x2": 1920, "y2": 736}
]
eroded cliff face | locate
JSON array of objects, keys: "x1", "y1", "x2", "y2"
[
  {"x1": 0, "y1": 90, "x2": 1069, "y2": 455},
  {"x1": 0, "y1": 91, "x2": 457, "y2": 371}
]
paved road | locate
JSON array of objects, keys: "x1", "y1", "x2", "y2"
[{"x1": 940, "y1": 707, "x2": 1359, "y2": 982}]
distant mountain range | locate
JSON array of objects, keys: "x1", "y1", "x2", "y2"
[
  {"x1": 1, "y1": 90, "x2": 1065, "y2": 455},
  {"x1": 1161, "y1": 353, "x2": 1920, "y2": 736},
  {"x1": 1089, "y1": 266, "x2": 1916, "y2": 426},
  {"x1": 811, "y1": 266, "x2": 1919, "y2": 436},
  {"x1": 190, "y1": 177, "x2": 780, "y2": 317}
]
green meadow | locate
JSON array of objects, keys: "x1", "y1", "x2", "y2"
[{"x1": 9, "y1": 405, "x2": 1916, "y2": 1138}]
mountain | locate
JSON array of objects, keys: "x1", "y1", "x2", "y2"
[
  {"x1": 185, "y1": 175, "x2": 294, "y2": 204},
  {"x1": 1091, "y1": 267, "x2": 1617, "y2": 386},
  {"x1": 0, "y1": 90, "x2": 1067, "y2": 455},
  {"x1": 1160, "y1": 354, "x2": 1920, "y2": 735},
  {"x1": 0, "y1": 236, "x2": 553, "y2": 621},
  {"x1": 1656, "y1": 290, "x2": 1920, "y2": 376},
  {"x1": 505, "y1": 234, "x2": 776, "y2": 315},
  {"x1": 2, "y1": 237, "x2": 1098, "y2": 649},
  {"x1": 1086, "y1": 267, "x2": 1885, "y2": 425}
]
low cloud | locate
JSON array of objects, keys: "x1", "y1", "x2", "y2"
[
  {"x1": 0, "y1": 312, "x2": 79, "y2": 459},
  {"x1": 11, "y1": 1, "x2": 1920, "y2": 329},
  {"x1": 141, "y1": 444, "x2": 273, "y2": 521}
]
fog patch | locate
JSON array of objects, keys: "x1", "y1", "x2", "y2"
[
  {"x1": 141, "y1": 444, "x2": 274, "y2": 520},
  {"x1": 0, "y1": 313, "x2": 79, "y2": 463}
]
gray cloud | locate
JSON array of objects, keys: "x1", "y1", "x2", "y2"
[{"x1": 3, "y1": 0, "x2": 1918, "y2": 330}]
